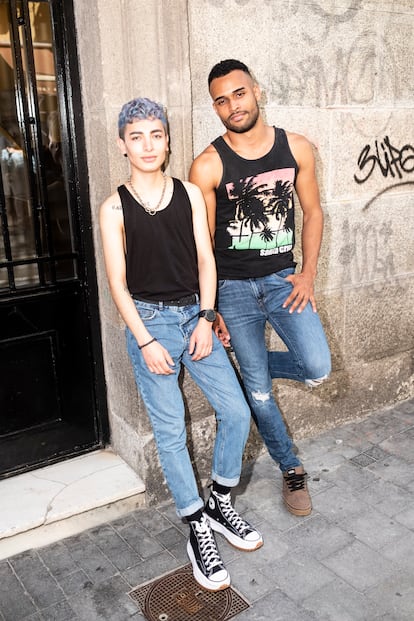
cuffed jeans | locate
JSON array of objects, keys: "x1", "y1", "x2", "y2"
[
  {"x1": 217, "y1": 268, "x2": 331, "y2": 472},
  {"x1": 126, "y1": 300, "x2": 251, "y2": 518}
]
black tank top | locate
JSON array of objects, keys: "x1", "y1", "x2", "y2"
[
  {"x1": 212, "y1": 127, "x2": 298, "y2": 279},
  {"x1": 118, "y1": 178, "x2": 199, "y2": 301}
]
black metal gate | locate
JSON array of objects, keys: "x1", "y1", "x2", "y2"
[{"x1": 0, "y1": 0, "x2": 108, "y2": 477}]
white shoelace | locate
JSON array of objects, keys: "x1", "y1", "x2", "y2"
[
  {"x1": 194, "y1": 517, "x2": 223, "y2": 571},
  {"x1": 216, "y1": 493, "x2": 250, "y2": 534}
]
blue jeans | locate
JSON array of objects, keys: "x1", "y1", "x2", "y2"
[
  {"x1": 217, "y1": 268, "x2": 331, "y2": 472},
  {"x1": 126, "y1": 300, "x2": 251, "y2": 518}
]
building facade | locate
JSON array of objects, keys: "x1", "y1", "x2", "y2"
[{"x1": 1, "y1": 0, "x2": 413, "y2": 504}]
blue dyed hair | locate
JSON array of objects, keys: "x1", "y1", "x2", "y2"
[{"x1": 118, "y1": 97, "x2": 168, "y2": 139}]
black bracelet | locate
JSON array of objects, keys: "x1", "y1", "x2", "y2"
[{"x1": 138, "y1": 337, "x2": 157, "y2": 350}]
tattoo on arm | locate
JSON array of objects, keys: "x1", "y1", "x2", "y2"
[{"x1": 111, "y1": 204, "x2": 122, "y2": 211}]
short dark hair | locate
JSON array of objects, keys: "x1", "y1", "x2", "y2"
[{"x1": 208, "y1": 59, "x2": 252, "y2": 87}]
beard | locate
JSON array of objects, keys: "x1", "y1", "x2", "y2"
[{"x1": 222, "y1": 103, "x2": 260, "y2": 134}]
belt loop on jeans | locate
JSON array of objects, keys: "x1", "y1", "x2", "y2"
[{"x1": 132, "y1": 293, "x2": 199, "y2": 307}]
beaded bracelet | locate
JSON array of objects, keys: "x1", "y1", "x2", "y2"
[{"x1": 138, "y1": 337, "x2": 157, "y2": 350}]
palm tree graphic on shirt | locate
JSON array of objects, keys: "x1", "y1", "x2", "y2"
[{"x1": 226, "y1": 169, "x2": 294, "y2": 252}]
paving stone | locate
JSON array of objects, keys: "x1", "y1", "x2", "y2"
[
  {"x1": 154, "y1": 525, "x2": 186, "y2": 549},
  {"x1": 394, "y1": 503, "x2": 414, "y2": 529},
  {"x1": 167, "y1": 541, "x2": 190, "y2": 565},
  {"x1": 353, "y1": 478, "x2": 414, "y2": 517},
  {"x1": 38, "y1": 542, "x2": 80, "y2": 579},
  {"x1": 362, "y1": 445, "x2": 390, "y2": 461},
  {"x1": 246, "y1": 521, "x2": 290, "y2": 565},
  {"x1": 337, "y1": 508, "x2": 411, "y2": 551},
  {"x1": 236, "y1": 477, "x2": 278, "y2": 512},
  {"x1": 365, "y1": 569, "x2": 414, "y2": 620},
  {"x1": 61, "y1": 534, "x2": 118, "y2": 584},
  {"x1": 0, "y1": 561, "x2": 37, "y2": 620},
  {"x1": 68, "y1": 574, "x2": 137, "y2": 621},
  {"x1": 381, "y1": 530, "x2": 414, "y2": 573},
  {"x1": 242, "y1": 452, "x2": 278, "y2": 483},
  {"x1": 393, "y1": 400, "x2": 414, "y2": 416},
  {"x1": 321, "y1": 461, "x2": 379, "y2": 491},
  {"x1": 379, "y1": 433, "x2": 414, "y2": 463},
  {"x1": 321, "y1": 540, "x2": 395, "y2": 591},
  {"x1": 312, "y1": 484, "x2": 370, "y2": 523},
  {"x1": 234, "y1": 586, "x2": 321, "y2": 620},
  {"x1": 88, "y1": 524, "x2": 141, "y2": 571},
  {"x1": 299, "y1": 431, "x2": 362, "y2": 462},
  {"x1": 96, "y1": 522, "x2": 163, "y2": 561},
  {"x1": 40, "y1": 599, "x2": 77, "y2": 621},
  {"x1": 229, "y1": 555, "x2": 276, "y2": 602},
  {"x1": 280, "y1": 514, "x2": 354, "y2": 560},
  {"x1": 263, "y1": 550, "x2": 336, "y2": 602},
  {"x1": 300, "y1": 449, "x2": 349, "y2": 475},
  {"x1": 56, "y1": 569, "x2": 93, "y2": 596},
  {"x1": 350, "y1": 416, "x2": 396, "y2": 445},
  {"x1": 9, "y1": 550, "x2": 64, "y2": 609},
  {"x1": 155, "y1": 504, "x2": 188, "y2": 535},
  {"x1": 132, "y1": 508, "x2": 174, "y2": 534},
  {"x1": 367, "y1": 455, "x2": 413, "y2": 487},
  {"x1": 258, "y1": 500, "x2": 313, "y2": 532},
  {"x1": 121, "y1": 551, "x2": 181, "y2": 588},
  {"x1": 302, "y1": 577, "x2": 383, "y2": 621}
]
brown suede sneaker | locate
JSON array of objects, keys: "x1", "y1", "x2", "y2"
[{"x1": 282, "y1": 467, "x2": 312, "y2": 516}]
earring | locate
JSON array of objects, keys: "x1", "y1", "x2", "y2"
[{"x1": 124, "y1": 153, "x2": 128, "y2": 158}]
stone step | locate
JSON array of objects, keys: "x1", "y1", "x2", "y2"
[{"x1": 0, "y1": 449, "x2": 146, "y2": 560}]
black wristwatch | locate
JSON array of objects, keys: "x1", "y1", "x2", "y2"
[{"x1": 198, "y1": 309, "x2": 217, "y2": 322}]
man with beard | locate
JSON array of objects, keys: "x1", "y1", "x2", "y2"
[{"x1": 189, "y1": 59, "x2": 331, "y2": 517}]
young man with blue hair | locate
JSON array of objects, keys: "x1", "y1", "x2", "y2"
[{"x1": 100, "y1": 97, "x2": 262, "y2": 591}]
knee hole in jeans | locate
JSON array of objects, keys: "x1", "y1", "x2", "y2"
[
  {"x1": 304, "y1": 374, "x2": 329, "y2": 388},
  {"x1": 251, "y1": 390, "x2": 271, "y2": 403}
]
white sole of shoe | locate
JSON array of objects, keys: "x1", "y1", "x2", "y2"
[
  {"x1": 186, "y1": 540, "x2": 230, "y2": 591},
  {"x1": 206, "y1": 515, "x2": 263, "y2": 551}
]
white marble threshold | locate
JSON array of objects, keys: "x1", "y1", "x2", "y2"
[{"x1": 0, "y1": 449, "x2": 146, "y2": 560}]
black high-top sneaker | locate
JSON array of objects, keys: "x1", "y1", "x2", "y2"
[
  {"x1": 204, "y1": 489, "x2": 263, "y2": 551},
  {"x1": 186, "y1": 514, "x2": 230, "y2": 591}
]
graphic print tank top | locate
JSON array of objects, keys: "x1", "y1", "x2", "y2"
[
  {"x1": 118, "y1": 178, "x2": 199, "y2": 301},
  {"x1": 213, "y1": 127, "x2": 298, "y2": 279}
]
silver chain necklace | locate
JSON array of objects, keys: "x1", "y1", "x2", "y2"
[{"x1": 128, "y1": 174, "x2": 167, "y2": 216}]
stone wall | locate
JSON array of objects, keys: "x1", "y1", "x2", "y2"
[{"x1": 74, "y1": 0, "x2": 414, "y2": 504}]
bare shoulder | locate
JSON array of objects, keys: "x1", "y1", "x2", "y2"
[
  {"x1": 285, "y1": 130, "x2": 315, "y2": 166},
  {"x1": 182, "y1": 180, "x2": 204, "y2": 202},
  {"x1": 101, "y1": 190, "x2": 122, "y2": 213},
  {"x1": 189, "y1": 143, "x2": 222, "y2": 187},
  {"x1": 100, "y1": 190, "x2": 124, "y2": 227}
]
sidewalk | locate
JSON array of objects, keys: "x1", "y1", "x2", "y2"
[{"x1": 1, "y1": 398, "x2": 413, "y2": 621}]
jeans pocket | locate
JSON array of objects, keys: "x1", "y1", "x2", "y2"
[
  {"x1": 135, "y1": 305, "x2": 158, "y2": 321},
  {"x1": 218, "y1": 279, "x2": 228, "y2": 291},
  {"x1": 271, "y1": 268, "x2": 295, "y2": 283}
]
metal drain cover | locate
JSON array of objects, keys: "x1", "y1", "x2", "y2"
[{"x1": 129, "y1": 564, "x2": 250, "y2": 621}]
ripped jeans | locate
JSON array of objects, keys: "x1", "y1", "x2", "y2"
[{"x1": 217, "y1": 269, "x2": 331, "y2": 472}]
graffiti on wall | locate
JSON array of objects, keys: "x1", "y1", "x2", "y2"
[
  {"x1": 268, "y1": 30, "x2": 397, "y2": 108},
  {"x1": 353, "y1": 136, "x2": 414, "y2": 210},
  {"x1": 355, "y1": 136, "x2": 414, "y2": 184},
  {"x1": 338, "y1": 219, "x2": 397, "y2": 292}
]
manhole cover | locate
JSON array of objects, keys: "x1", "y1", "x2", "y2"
[{"x1": 129, "y1": 564, "x2": 250, "y2": 621}]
